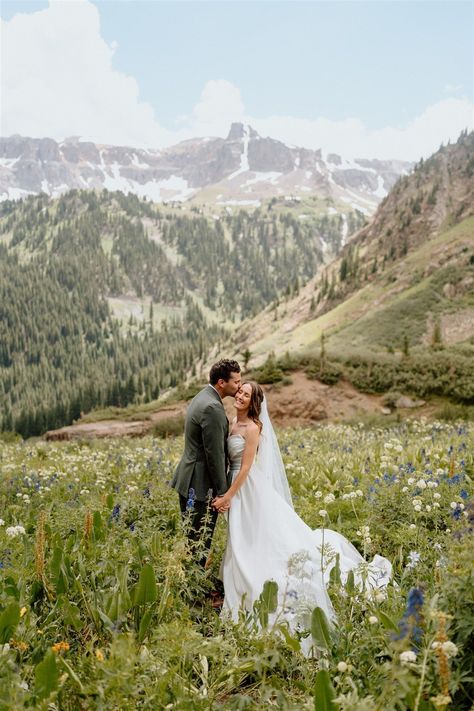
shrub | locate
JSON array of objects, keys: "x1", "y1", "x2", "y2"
[{"x1": 152, "y1": 415, "x2": 185, "y2": 438}]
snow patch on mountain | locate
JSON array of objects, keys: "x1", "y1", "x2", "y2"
[{"x1": 243, "y1": 171, "x2": 282, "y2": 187}]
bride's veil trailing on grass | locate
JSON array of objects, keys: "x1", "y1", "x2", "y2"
[{"x1": 255, "y1": 397, "x2": 294, "y2": 508}]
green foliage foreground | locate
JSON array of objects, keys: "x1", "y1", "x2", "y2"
[{"x1": 0, "y1": 421, "x2": 473, "y2": 709}]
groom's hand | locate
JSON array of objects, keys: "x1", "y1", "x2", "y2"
[{"x1": 212, "y1": 495, "x2": 231, "y2": 512}]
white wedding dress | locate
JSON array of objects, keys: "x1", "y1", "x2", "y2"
[{"x1": 221, "y1": 423, "x2": 392, "y2": 655}]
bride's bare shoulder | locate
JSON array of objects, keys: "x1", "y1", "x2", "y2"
[{"x1": 245, "y1": 421, "x2": 260, "y2": 437}]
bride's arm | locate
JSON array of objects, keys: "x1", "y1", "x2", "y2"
[{"x1": 214, "y1": 423, "x2": 259, "y2": 509}]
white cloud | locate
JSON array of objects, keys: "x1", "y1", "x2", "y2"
[
  {"x1": 250, "y1": 98, "x2": 474, "y2": 160},
  {"x1": 1, "y1": 0, "x2": 473, "y2": 161},
  {"x1": 0, "y1": 0, "x2": 174, "y2": 147}
]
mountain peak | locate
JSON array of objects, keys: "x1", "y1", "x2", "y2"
[{"x1": 226, "y1": 122, "x2": 259, "y2": 141}]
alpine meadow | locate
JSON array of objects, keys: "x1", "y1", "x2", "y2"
[{"x1": 1, "y1": 1, "x2": 474, "y2": 709}]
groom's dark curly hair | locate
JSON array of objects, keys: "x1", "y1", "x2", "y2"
[{"x1": 209, "y1": 359, "x2": 241, "y2": 384}]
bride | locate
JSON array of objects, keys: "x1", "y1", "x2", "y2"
[{"x1": 212, "y1": 381, "x2": 391, "y2": 653}]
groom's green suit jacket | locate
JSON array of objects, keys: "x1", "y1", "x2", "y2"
[{"x1": 171, "y1": 385, "x2": 230, "y2": 502}]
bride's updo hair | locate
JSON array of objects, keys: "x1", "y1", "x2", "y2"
[{"x1": 243, "y1": 381, "x2": 264, "y2": 431}]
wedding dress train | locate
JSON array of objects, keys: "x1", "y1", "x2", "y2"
[{"x1": 221, "y1": 433, "x2": 392, "y2": 654}]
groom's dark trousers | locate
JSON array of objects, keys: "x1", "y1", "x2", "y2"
[{"x1": 171, "y1": 384, "x2": 230, "y2": 567}]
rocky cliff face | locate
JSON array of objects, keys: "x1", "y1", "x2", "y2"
[{"x1": 0, "y1": 124, "x2": 412, "y2": 212}]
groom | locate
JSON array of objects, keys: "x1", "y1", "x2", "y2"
[{"x1": 171, "y1": 358, "x2": 241, "y2": 567}]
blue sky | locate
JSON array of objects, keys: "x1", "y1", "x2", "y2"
[{"x1": 1, "y1": 1, "x2": 473, "y2": 158}]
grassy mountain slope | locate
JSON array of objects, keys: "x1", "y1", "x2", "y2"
[{"x1": 228, "y1": 132, "x2": 474, "y2": 368}]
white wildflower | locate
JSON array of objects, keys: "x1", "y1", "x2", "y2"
[
  {"x1": 441, "y1": 641, "x2": 458, "y2": 657},
  {"x1": 417, "y1": 479, "x2": 427, "y2": 489},
  {"x1": 324, "y1": 493, "x2": 335, "y2": 504},
  {"x1": 368, "y1": 615, "x2": 378, "y2": 624},
  {"x1": 6, "y1": 525, "x2": 26, "y2": 538},
  {"x1": 337, "y1": 661, "x2": 348, "y2": 672},
  {"x1": 406, "y1": 551, "x2": 421, "y2": 569},
  {"x1": 433, "y1": 492, "x2": 441, "y2": 499},
  {"x1": 319, "y1": 509, "x2": 328, "y2": 518},
  {"x1": 400, "y1": 650, "x2": 417, "y2": 665}
]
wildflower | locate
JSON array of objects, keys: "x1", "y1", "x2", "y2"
[
  {"x1": 6, "y1": 525, "x2": 26, "y2": 538},
  {"x1": 10, "y1": 640, "x2": 28, "y2": 652},
  {"x1": 409, "y1": 524, "x2": 417, "y2": 529},
  {"x1": 430, "y1": 695, "x2": 452, "y2": 709},
  {"x1": 318, "y1": 509, "x2": 328, "y2": 518},
  {"x1": 112, "y1": 504, "x2": 121, "y2": 521},
  {"x1": 434, "y1": 492, "x2": 441, "y2": 499},
  {"x1": 414, "y1": 505, "x2": 422, "y2": 512},
  {"x1": 392, "y1": 587, "x2": 424, "y2": 645},
  {"x1": 402, "y1": 486, "x2": 409, "y2": 493},
  {"x1": 400, "y1": 650, "x2": 417, "y2": 665},
  {"x1": 20, "y1": 607, "x2": 27, "y2": 618},
  {"x1": 441, "y1": 641, "x2": 458, "y2": 658},
  {"x1": 52, "y1": 641, "x2": 70, "y2": 654},
  {"x1": 95, "y1": 648, "x2": 104, "y2": 662},
  {"x1": 0, "y1": 519, "x2": 4, "y2": 526},
  {"x1": 368, "y1": 616, "x2": 378, "y2": 625},
  {"x1": 433, "y1": 613, "x2": 452, "y2": 696},
  {"x1": 314, "y1": 491, "x2": 323, "y2": 498},
  {"x1": 324, "y1": 493, "x2": 335, "y2": 504},
  {"x1": 337, "y1": 661, "x2": 348, "y2": 672},
  {"x1": 186, "y1": 487, "x2": 196, "y2": 511},
  {"x1": 417, "y1": 479, "x2": 427, "y2": 489},
  {"x1": 406, "y1": 551, "x2": 421, "y2": 570}
]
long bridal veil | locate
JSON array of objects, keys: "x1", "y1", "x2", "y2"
[{"x1": 254, "y1": 397, "x2": 294, "y2": 508}]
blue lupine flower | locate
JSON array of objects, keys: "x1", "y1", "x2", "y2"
[
  {"x1": 392, "y1": 587, "x2": 424, "y2": 646},
  {"x1": 460, "y1": 489, "x2": 469, "y2": 500},
  {"x1": 143, "y1": 486, "x2": 150, "y2": 498},
  {"x1": 129, "y1": 522, "x2": 135, "y2": 532},
  {"x1": 186, "y1": 487, "x2": 196, "y2": 511},
  {"x1": 451, "y1": 505, "x2": 462, "y2": 521},
  {"x1": 112, "y1": 504, "x2": 121, "y2": 521}
]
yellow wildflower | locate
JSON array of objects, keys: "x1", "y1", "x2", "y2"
[
  {"x1": 95, "y1": 648, "x2": 104, "y2": 662},
  {"x1": 51, "y1": 641, "x2": 70, "y2": 653},
  {"x1": 20, "y1": 606, "x2": 27, "y2": 618},
  {"x1": 10, "y1": 639, "x2": 29, "y2": 652}
]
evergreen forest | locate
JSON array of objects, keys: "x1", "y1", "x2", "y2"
[{"x1": 0, "y1": 190, "x2": 359, "y2": 436}]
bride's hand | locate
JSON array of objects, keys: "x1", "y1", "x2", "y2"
[{"x1": 212, "y1": 494, "x2": 231, "y2": 512}]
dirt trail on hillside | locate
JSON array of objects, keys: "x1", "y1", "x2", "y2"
[{"x1": 44, "y1": 372, "x2": 431, "y2": 441}]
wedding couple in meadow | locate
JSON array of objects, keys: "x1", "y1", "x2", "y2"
[{"x1": 171, "y1": 359, "x2": 391, "y2": 652}]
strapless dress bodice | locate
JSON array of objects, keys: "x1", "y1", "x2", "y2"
[{"x1": 228, "y1": 434, "x2": 245, "y2": 476}]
